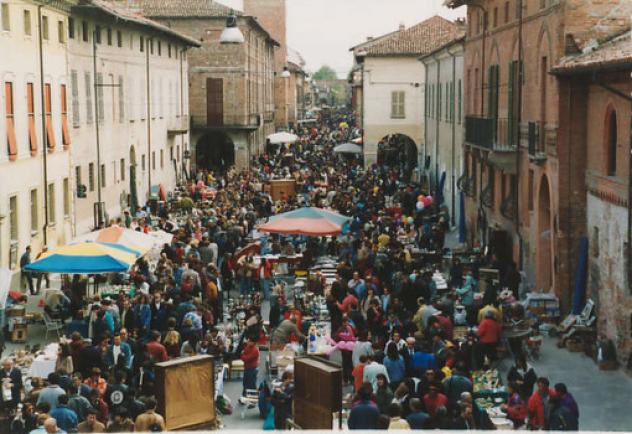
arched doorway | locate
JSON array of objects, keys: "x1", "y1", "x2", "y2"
[
  {"x1": 129, "y1": 146, "x2": 139, "y2": 213},
  {"x1": 537, "y1": 175, "x2": 553, "y2": 292},
  {"x1": 196, "y1": 132, "x2": 235, "y2": 173},
  {"x1": 377, "y1": 134, "x2": 418, "y2": 180}
]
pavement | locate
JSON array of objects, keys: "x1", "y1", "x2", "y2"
[{"x1": 6, "y1": 279, "x2": 632, "y2": 430}]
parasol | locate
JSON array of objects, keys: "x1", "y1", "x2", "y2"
[
  {"x1": 268, "y1": 132, "x2": 298, "y2": 144},
  {"x1": 333, "y1": 143, "x2": 363, "y2": 154},
  {"x1": 24, "y1": 242, "x2": 137, "y2": 274},
  {"x1": 73, "y1": 226, "x2": 155, "y2": 251},
  {"x1": 257, "y1": 207, "x2": 351, "y2": 236}
]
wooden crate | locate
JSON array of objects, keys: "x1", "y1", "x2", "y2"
[{"x1": 269, "y1": 180, "x2": 296, "y2": 201}]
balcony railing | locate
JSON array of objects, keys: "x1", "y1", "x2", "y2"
[
  {"x1": 481, "y1": 184, "x2": 494, "y2": 208},
  {"x1": 465, "y1": 116, "x2": 516, "y2": 151},
  {"x1": 528, "y1": 121, "x2": 547, "y2": 161},
  {"x1": 500, "y1": 192, "x2": 516, "y2": 220},
  {"x1": 190, "y1": 114, "x2": 260, "y2": 130},
  {"x1": 167, "y1": 115, "x2": 189, "y2": 135}
]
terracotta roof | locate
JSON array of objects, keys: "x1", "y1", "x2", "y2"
[
  {"x1": 553, "y1": 29, "x2": 632, "y2": 74},
  {"x1": 362, "y1": 16, "x2": 464, "y2": 57},
  {"x1": 137, "y1": 0, "x2": 240, "y2": 18},
  {"x1": 73, "y1": 0, "x2": 201, "y2": 46}
]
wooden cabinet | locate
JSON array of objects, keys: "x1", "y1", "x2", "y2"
[
  {"x1": 154, "y1": 355, "x2": 215, "y2": 430},
  {"x1": 294, "y1": 356, "x2": 342, "y2": 429}
]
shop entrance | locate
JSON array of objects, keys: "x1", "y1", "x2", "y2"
[
  {"x1": 537, "y1": 175, "x2": 553, "y2": 292},
  {"x1": 377, "y1": 133, "x2": 418, "y2": 180}
]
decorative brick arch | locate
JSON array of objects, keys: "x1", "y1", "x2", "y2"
[
  {"x1": 488, "y1": 39, "x2": 501, "y2": 68},
  {"x1": 603, "y1": 103, "x2": 618, "y2": 176},
  {"x1": 536, "y1": 173, "x2": 554, "y2": 293},
  {"x1": 536, "y1": 22, "x2": 553, "y2": 84}
]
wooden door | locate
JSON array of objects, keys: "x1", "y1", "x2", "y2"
[{"x1": 206, "y1": 78, "x2": 223, "y2": 126}]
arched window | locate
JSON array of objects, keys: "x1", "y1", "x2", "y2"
[{"x1": 606, "y1": 108, "x2": 617, "y2": 176}]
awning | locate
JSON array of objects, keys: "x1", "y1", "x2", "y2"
[{"x1": 488, "y1": 152, "x2": 518, "y2": 175}]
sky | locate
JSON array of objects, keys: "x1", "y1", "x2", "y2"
[{"x1": 216, "y1": 0, "x2": 466, "y2": 78}]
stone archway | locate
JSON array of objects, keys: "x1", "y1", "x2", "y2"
[
  {"x1": 537, "y1": 175, "x2": 553, "y2": 292},
  {"x1": 377, "y1": 133, "x2": 418, "y2": 180},
  {"x1": 196, "y1": 132, "x2": 235, "y2": 173}
]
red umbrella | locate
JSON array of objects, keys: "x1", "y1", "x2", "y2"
[{"x1": 257, "y1": 207, "x2": 350, "y2": 236}]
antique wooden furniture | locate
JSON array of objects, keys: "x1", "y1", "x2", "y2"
[
  {"x1": 154, "y1": 355, "x2": 215, "y2": 430},
  {"x1": 294, "y1": 356, "x2": 342, "y2": 429}
]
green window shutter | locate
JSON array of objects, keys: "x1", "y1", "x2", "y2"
[{"x1": 508, "y1": 62, "x2": 514, "y2": 147}]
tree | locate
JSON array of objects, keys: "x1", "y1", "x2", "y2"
[{"x1": 313, "y1": 65, "x2": 337, "y2": 81}]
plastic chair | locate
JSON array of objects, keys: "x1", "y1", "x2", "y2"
[{"x1": 43, "y1": 312, "x2": 64, "y2": 340}]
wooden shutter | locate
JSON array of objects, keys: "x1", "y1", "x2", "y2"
[
  {"x1": 70, "y1": 70, "x2": 80, "y2": 127},
  {"x1": 5, "y1": 82, "x2": 17, "y2": 161},
  {"x1": 44, "y1": 83, "x2": 56, "y2": 150},
  {"x1": 206, "y1": 78, "x2": 223, "y2": 126},
  {"x1": 27, "y1": 83, "x2": 37, "y2": 155},
  {"x1": 61, "y1": 84, "x2": 70, "y2": 148}
]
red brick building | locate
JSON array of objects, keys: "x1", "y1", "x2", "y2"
[
  {"x1": 446, "y1": 0, "x2": 631, "y2": 314},
  {"x1": 553, "y1": 30, "x2": 632, "y2": 365}
]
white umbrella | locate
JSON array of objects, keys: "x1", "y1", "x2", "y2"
[
  {"x1": 73, "y1": 226, "x2": 155, "y2": 251},
  {"x1": 333, "y1": 143, "x2": 363, "y2": 154},
  {"x1": 149, "y1": 230, "x2": 175, "y2": 247},
  {"x1": 267, "y1": 132, "x2": 298, "y2": 144}
]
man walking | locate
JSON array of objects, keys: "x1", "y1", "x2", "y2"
[{"x1": 20, "y1": 246, "x2": 35, "y2": 294}]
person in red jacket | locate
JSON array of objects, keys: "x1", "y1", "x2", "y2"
[
  {"x1": 337, "y1": 288, "x2": 359, "y2": 315},
  {"x1": 240, "y1": 336, "x2": 260, "y2": 400},
  {"x1": 423, "y1": 382, "x2": 448, "y2": 419},
  {"x1": 145, "y1": 331, "x2": 168, "y2": 363},
  {"x1": 476, "y1": 310, "x2": 502, "y2": 364},
  {"x1": 527, "y1": 377, "x2": 556, "y2": 430}
]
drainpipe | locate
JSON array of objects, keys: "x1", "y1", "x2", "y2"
[
  {"x1": 146, "y1": 37, "x2": 152, "y2": 201},
  {"x1": 92, "y1": 31, "x2": 103, "y2": 227},
  {"x1": 515, "y1": 0, "x2": 524, "y2": 269},
  {"x1": 447, "y1": 44, "x2": 459, "y2": 227},
  {"x1": 435, "y1": 53, "x2": 441, "y2": 191},
  {"x1": 37, "y1": 4, "x2": 49, "y2": 244},
  {"x1": 179, "y1": 46, "x2": 184, "y2": 184}
]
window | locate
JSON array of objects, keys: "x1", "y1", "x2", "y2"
[
  {"x1": 504, "y1": 1, "x2": 509, "y2": 23},
  {"x1": 100, "y1": 164, "x2": 106, "y2": 188},
  {"x1": 9, "y1": 196, "x2": 17, "y2": 241},
  {"x1": 27, "y1": 82, "x2": 37, "y2": 155},
  {"x1": 488, "y1": 64, "x2": 499, "y2": 119},
  {"x1": 88, "y1": 162, "x2": 95, "y2": 191},
  {"x1": 75, "y1": 166, "x2": 82, "y2": 190},
  {"x1": 82, "y1": 21, "x2": 88, "y2": 42},
  {"x1": 85, "y1": 72, "x2": 93, "y2": 124},
  {"x1": 42, "y1": 15, "x2": 49, "y2": 39},
  {"x1": 107, "y1": 27, "x2": 112, "y2": 45},
  {"x1": 150, "y1": 39, "x2": 154, "y2": 54},
  {"x1": 592, "y1": 227, "x2": 599, "y2": 258},
  {"x1": 63, "y1": 178, "x2": 70, "y2": 217},
  {"x1": 57, "y1": 20, "x2": 64, "y2": 43},
  {"x1": 515, "y1": 0, "x2": 521, "y2": 19},
  {"x1": 391, "y1": 91, "x2": 405, "y2": 118},
  {"x1": 24, "y1": 10, "x2": 31, "y2": 35},
  {"x1": 47, "y1": 183, "x2": 56, "y2": 224},
  {"x1": 118, "y1": 76, "x2": 124, "y2": 122},
  {"x1": 71, "y1": 70, "x2": 80, "y2": 127},
  {"x1": 120, "y1": 158, "x2": 125, "y2": 181},
  {"x1": 450, "y1": 81, "x2": 455, "y2": 122},
  {"x1": 493, "y1": 7, "x2": 498, "y2": 27},
  {"x1": 457, "y1": 79, "x2": 462, "y2": 124},
  {"x1": 5, "y1": 82, "x2": 17, "y2": 160},
  {"x1": 68, "y1": 17, "x2": 74, "y2": 39},
  {"x1": 540, "y1": 0, "x2": 546, "y2": 9},
  {"x1": 152, "y1": 151, "x2": 156, "y2": 170},
  {"x1": 157, "y1": 40, "x2": 161, "y2": 56},
  {"x1": 160, "y1": 149, "x2": 164, "y2": 168},
  {"x1": 606, "y1": 109, "x2": 618, "y2": 176},
  {"x1": 95, "y1": 25, "x2": 101, "y2": 44},
  {"x1": 30, "y1": 189, "x2": 38, "y2": 233},
  {"x1": 437, "y1": 84, "x2": 442, "y2": 120},
  {"x1": 96, "y1": 73, "x2": 104, "y2": 121},
  {"x1": 141, "y1": 154, "x2": 146, "y2": 171},
  {"x1": 60, "y1": 84, "x2": 70, "y2": 148},
  {"x1": 44, "y1": 83, "x2": 56, "y2": 150},
  {"x1": 116, "y1": 30, "x2": 122, "y2": 47},
  {"x1": 168, "y1": 43, "x2": 171, "y2": 58},
  {"x1": 528, "y1": 169, "x2": 534, "y2": 211},
  {"x1": 1, "y1": 2, "x2": 10, "y2": 31},
  {"x1": 140, "y1": 36, "x2": 144, "y2": 52}
]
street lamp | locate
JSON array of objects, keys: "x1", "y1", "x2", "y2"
[
  {"x1": 220, "y1": 10, "x2": 245, "y2": 44},
  {"x1": 281, "y1": 66, "x2": 291, "y2": 78}
]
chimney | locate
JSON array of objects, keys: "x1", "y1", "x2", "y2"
[{"x1": 399, "y1": 22, "x2": 406, "y2": 32}]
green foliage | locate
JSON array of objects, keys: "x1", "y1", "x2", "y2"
[{"x1": 313, "y1": 65, "x2": 337, "y2": 81}]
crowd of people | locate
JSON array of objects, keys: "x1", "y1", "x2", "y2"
[{"x1": 1, "y1": 108, "x2": 580, "y2": 432}]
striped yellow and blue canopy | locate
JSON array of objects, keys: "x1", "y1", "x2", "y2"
[{"x1": 24, "y1": 242, "x2": 137, "y2": 274}]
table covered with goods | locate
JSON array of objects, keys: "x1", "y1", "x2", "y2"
[{"x1": 472, "y1": 368, "x2": 514, "y2": 430}]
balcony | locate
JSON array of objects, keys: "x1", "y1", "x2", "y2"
[
  {"x1": 457, "y1": 173, "x2": 476, "y2": 198},
  {"x1": 465, "y1": 116, "x2": 516, "y2": 152},
  {"x1": 190, "y1": 114, "x2": 260, "y2": 132},
  {"x1": 167, "y1": 115, "x2": 189, "y2": 136},
  {"x1": 528, "y1": 121, "x2": 547, "y2": 163}
]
